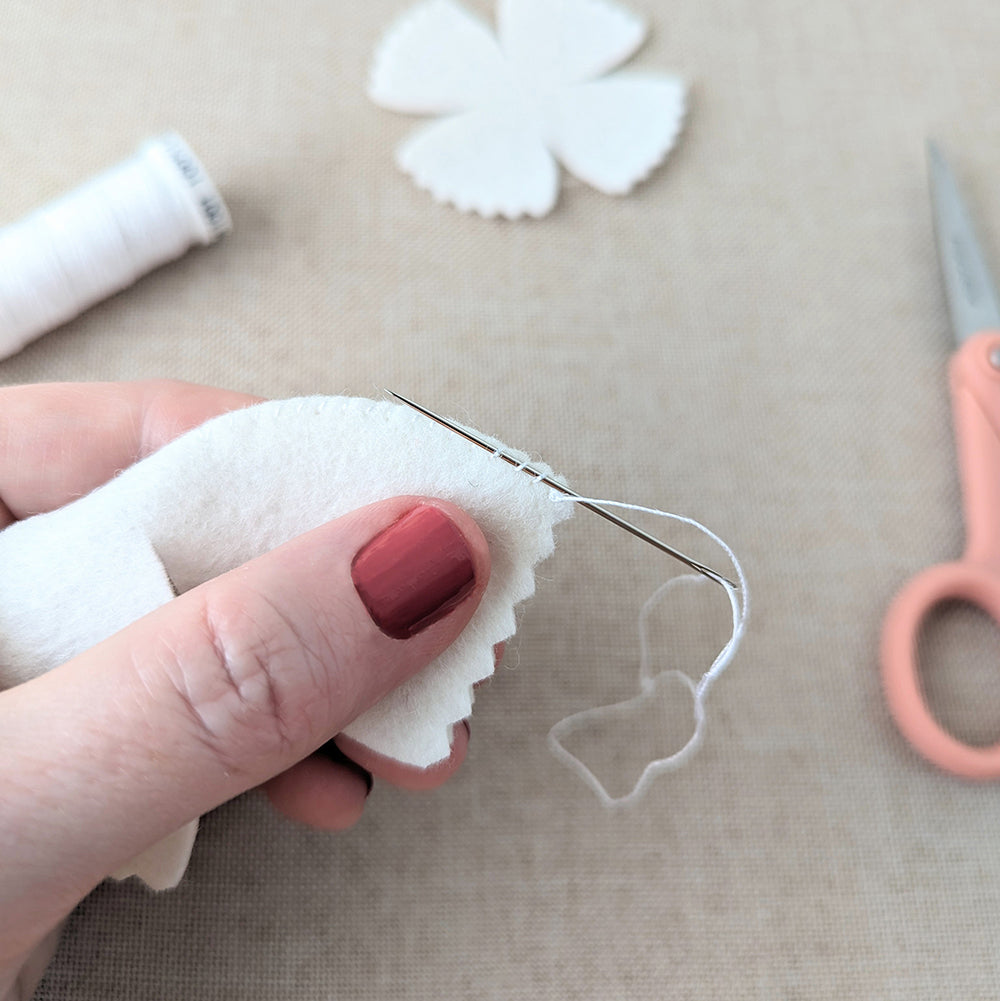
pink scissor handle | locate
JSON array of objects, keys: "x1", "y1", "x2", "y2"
[{"x1": 882, "y1": 332, "x2": 1000, "y2": 778}]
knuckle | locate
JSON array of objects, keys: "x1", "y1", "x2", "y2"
[{"x1": 163, "y1": 589, "x2": 337, "y2": 776}]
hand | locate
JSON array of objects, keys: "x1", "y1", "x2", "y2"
[{"x1": 0, "y1": 381, "x2": 491, "y2": 1000}]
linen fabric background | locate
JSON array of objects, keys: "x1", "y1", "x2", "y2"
[{"x1": 6, "y1": 0, "x2": 1000, "y2": 997}]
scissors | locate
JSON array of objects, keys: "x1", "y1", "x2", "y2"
[{"x1": 881, "y1": 142, "x2": 1000, "y2": 778}]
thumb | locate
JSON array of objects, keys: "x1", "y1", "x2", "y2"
[{"x1": 0, "y1": 497, "x2": 488, "y2": 942}]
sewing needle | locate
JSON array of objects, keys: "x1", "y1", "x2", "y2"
[{"x1": 388, "y1": 391, "x2": 736, "y2": 590}]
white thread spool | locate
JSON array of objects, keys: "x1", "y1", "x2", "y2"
[{"x1": 0, "y1": 132, "x2": 231, "y2": 359}]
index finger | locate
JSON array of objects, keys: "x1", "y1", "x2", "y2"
[{"x1": 0, "y1": 380, "x2": 261, "y2": 528}]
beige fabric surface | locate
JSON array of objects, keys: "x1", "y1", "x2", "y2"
[{"x1": 7, "y1": 0, "x2": 1000, "y2": 997}]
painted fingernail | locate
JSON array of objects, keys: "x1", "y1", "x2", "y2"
[
  {"x1": 317, "y1": 741, "x2": 374, "y2": 796},
  {"x1": 352, "y1": 505, "x2": 476, "y2": 639}
]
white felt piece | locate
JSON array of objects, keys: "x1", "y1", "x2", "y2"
[
  {"x1": 397, "y1": 108, "x2": 559, "y2": 218},
  {"x1": 370, "y1": 0, "x2": 686, "y2": 217},
  {"x1": 0, "y1": 522, "x2": 176, "y2": 687},
  {"x1": 543, "y1": 74, "x2": 686, "y2": 195},
  {"x1": 368, "y1": 0, "x2": 511, "y2": 115},
  {"x1": 110, "y1": 820, "x2": 199, "y2": 891},
  {"x1": 0, "y1": 397, "x2": 570, "y2": 887},
  {"x1": 498, "y1": 0, "x2": 646, "y2": 90}
]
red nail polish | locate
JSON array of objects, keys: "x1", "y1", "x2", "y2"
[
  {"x1": 351, "y1": 506, "x2": 476, "y2": 639},
  {"x1": 317, "y1": 741, "x2": 374, "y2": 796}
]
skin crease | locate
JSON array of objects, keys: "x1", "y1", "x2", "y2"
[{"x1": 0, "y1": 380, "x2": 500, "y2": 1001}]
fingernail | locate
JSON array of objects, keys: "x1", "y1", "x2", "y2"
[
  {"x1": 317, "y1": 741, "x2": 374, "y2": 796},
  {"x1": 352, "y1": 505, "x2": 476, "y2": 639}
]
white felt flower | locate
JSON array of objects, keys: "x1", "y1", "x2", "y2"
[{"x1": 369, "y1": 0, "x2": 687, "y2": 218}]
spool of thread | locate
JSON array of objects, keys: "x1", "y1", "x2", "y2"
[{"x1": 0, "y1": 132, "x2": 231, "y2": 360}]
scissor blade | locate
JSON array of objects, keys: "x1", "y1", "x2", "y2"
[{"x1": 927, "y1": 140, "x2": 1000, "y2": 345}]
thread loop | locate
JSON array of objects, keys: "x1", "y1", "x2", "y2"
[{"x1": 547, "y1": 496, "x2": 748, "y2": 807}]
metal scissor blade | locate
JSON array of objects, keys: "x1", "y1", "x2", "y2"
[{"x1": 927, "y1": 140, "x2": 1000, "y2": 344}]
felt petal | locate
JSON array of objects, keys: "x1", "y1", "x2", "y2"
[
  {"x1": 397, "y1": 108, "x2": 559, "y2": 218},
  {"x1": 111, "y1": 820, "x2": 198, "y2": 891},
  {"x1": 543, "y1": 73, "x2": 686, "y2": 195},
  {"x1": 369, "y1": 0, "x2": 511, "y2": 114},
  {"x1": 0, "y1": 523, "x2": 176, "y2": 687},
  {"x1": 497, "y1": 0, "x2": 647, "y2": 89}
]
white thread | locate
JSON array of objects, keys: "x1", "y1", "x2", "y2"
[
  {"x1": 0, "y1": 132, "x2": 231, "y2": 360},
  {"x1": 546, "y1": 496, "x2": 748, "y2": 808}
]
